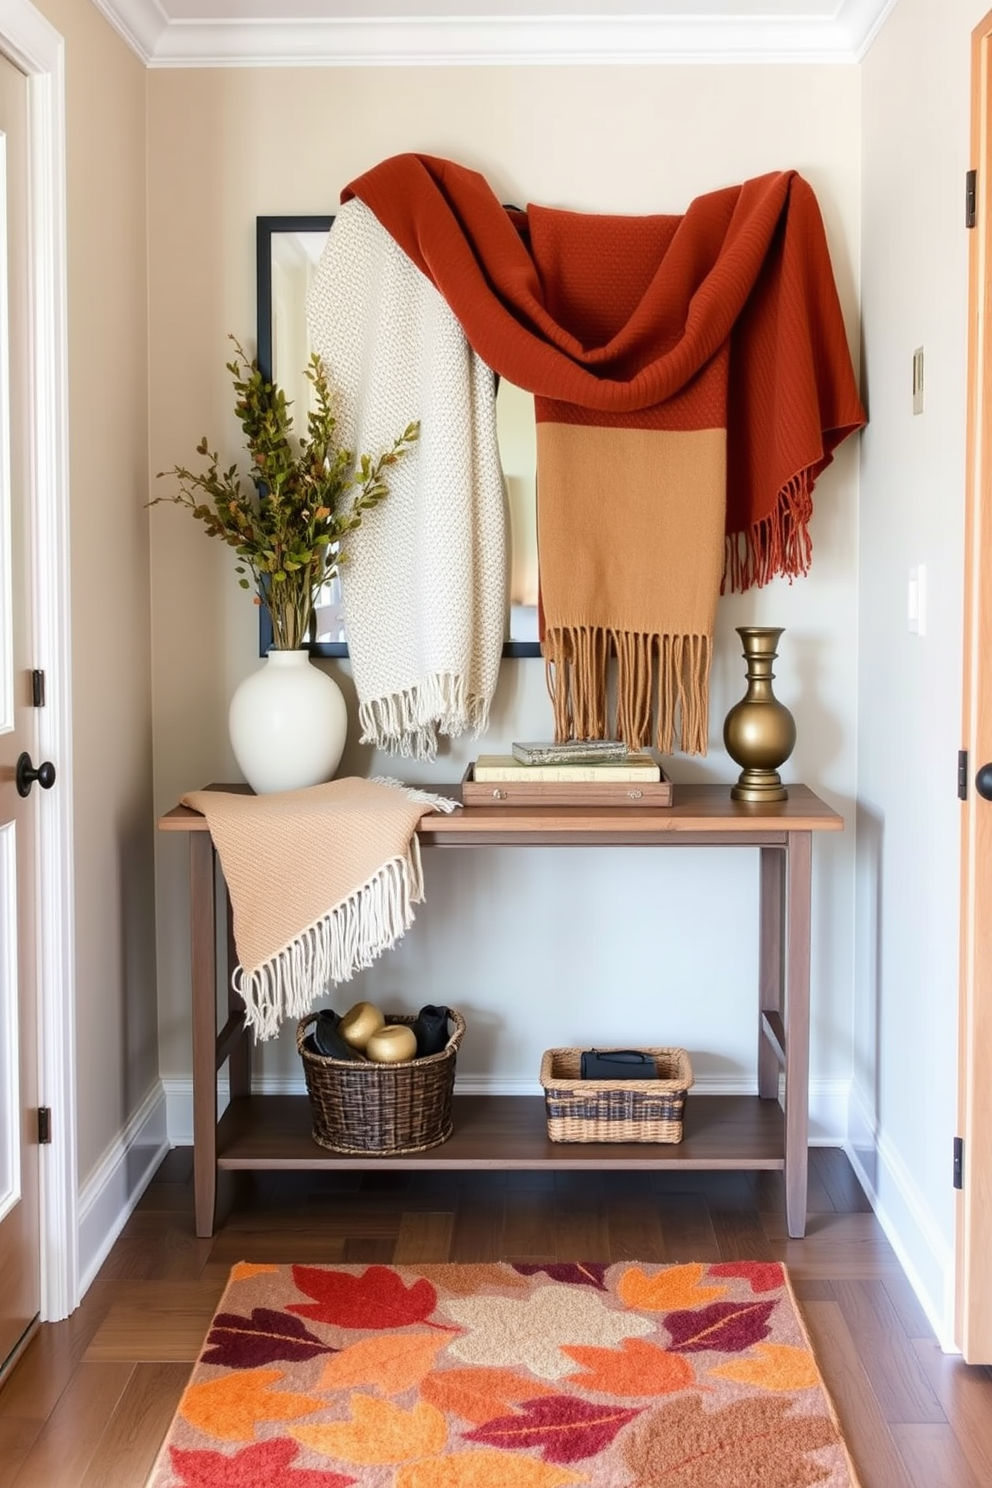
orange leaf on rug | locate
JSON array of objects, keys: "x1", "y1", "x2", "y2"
[{"x1": 147, "y1": 1260, "x2": 862, "y2": 1487}]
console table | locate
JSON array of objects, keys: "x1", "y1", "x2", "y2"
[{"x1": 159, "y1": 783, "x2": 842, "y2": 1240}]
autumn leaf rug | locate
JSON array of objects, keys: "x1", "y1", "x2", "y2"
[{"x1": 145, "y1": 1260, "x2": 862, "y2": 1488}]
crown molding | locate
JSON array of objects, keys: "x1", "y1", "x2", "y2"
[
  {"x1": 88, "y1": 0, "x2": 169, "y2": 61},
  {"x1": 91, "y1": 0, "x2": 900, "y2": 69},
  {"x1": 839, "y1": 0, "x2": 902, "y2": 57}
]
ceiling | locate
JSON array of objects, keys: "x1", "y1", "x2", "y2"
[{"x1": 93, "y1": 0, "x2": 900, "y2": 66}]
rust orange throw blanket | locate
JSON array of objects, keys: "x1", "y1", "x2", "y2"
[
  {"x1": 148, "y1": 1260, "x2": 862, "y2": 1487},
  {"x1": 342, "y1": 156, "x2": 866, "y2": 753}
]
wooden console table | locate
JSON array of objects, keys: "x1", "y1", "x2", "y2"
[{"x1": 159, "y1": 783, "x2": 842, "y2": 1241}]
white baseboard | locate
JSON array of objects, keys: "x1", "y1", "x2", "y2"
[
  {"x1": 162, "y1": 1072, "x2": 851, "y2": 1146},
  {"x1": 846, "y1": 1079, "x2": 955, "y2": 1350},
  {"x1": 164, "y1": 1075, "x2": 230, "y2": 1146},
  {"x1": 76, "y1": 1081, "x2": 170, "y2": 1297}
]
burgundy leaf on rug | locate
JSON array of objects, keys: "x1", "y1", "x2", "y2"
[
  {"x1": 202, "y1": 1308, "x2": 338, "y2": 1369},
  {"x1": 147, "y1": 1259, "x2": 862, "y2": 1487}
]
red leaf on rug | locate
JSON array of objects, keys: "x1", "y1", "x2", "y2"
[
  {"x1": 288, "y1": 1265, "x2": 438, "y2": 1328},
  {"x1": 169, "y1": 1438, "x2": 357, "y2": 1486},
  {"x1": 463, "y1": 1394, "x2": 643, "y2": 1464},
  {"x1": 709, "y1": 1261, "x2": 785, "y2": 1293},
  {"x1": 622, "y1": 1391, "x2": 842, "y2": 1487},
  {"x1": 202, "y1": 1308, "x2": 337, "y2": 1368},
  {"x1": 664, "y1": 1299, "x2": 776, "y2": 1353},
  {"x1": 511, "y1": 1262, "x2": 609, "y2": 1291}
]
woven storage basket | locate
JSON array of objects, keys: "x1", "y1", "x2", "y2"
[
  {"x1": 540, "y1": 1046, "x2": 693, "y2": 1143},
  {"x1": 297, "y1": 1010, "x2": 465, "y2": 1155}
]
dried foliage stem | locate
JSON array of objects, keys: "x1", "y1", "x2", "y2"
[{"x1": 151, "y1": 336, "x2": 419, "y2": 650}]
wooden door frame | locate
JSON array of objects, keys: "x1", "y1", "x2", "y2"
[
  {"x1": 0, "y1": 0, "x2": 75, "y2": 1322},
  {"x1": 958, "y1": 4, "x2": 992, "y2": 1364}
]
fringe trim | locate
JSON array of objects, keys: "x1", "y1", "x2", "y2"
[
  {"x1": 544, "y1": 628, "x2": 712, "y2": 757},
  {"x1": 370, "y1": 777, "x2": 461, "y2": 813},
  {"x1": 358, "y1": 673, "x2": 493, "y2": 761},
  {"x1": 232, "y1": 842, "x2": 428, "y2": 1043},
  {"x1": 724, "y1": 469, "x2": 815, "y2": 594}
]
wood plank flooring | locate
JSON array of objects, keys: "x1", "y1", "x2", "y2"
[{"x1": 1, "y1": 1146, "x2": 990, "y2": 1487}]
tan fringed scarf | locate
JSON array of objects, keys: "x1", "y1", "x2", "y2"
[
  {"x1": 340, "y1": 155, "x2": 867, "y2": 755},
  {"x1": 180, "y1": 778, "x2": 457, "y2": 1042}
]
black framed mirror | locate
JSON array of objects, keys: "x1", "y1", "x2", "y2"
[{"x1": 256, "y1": 214, "x2": 541, "y2": 659}]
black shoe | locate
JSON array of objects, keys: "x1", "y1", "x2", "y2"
[
  {"x1": 310, "y1": 1009, "x2": 361, "y2": 1061},
  {"x1": 411, "y1": 1004, "x2": 451, "y2": 1057}
]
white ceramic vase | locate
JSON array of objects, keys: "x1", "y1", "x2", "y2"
[{"x1": 228, "y1": 648, "x2": 348, "y2": 794}]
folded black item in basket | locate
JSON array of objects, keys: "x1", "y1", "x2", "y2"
[
  {"x1": 580, "y1": 1049, "x2": 658, "y2": 1080},
  {"x1": 411, "y1": 1004, "x2": 452, "y2": 1057},
  {"x1": 306, "y1": 1009, "x2": 364, "y2": 1061}
]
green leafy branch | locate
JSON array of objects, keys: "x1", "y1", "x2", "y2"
[{"x1": 151, "y1": 336, "x2": 418, "y2": 649}]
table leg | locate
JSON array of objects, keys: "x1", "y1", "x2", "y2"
[
  {"x1": 190, "y1": 832, "x2": 218, "y2": 1238},
  {"x1": 783, "y1": 830, "x2": 812, "y2": 1239},
  {"x1": 758, "y1": 847, "x2": 785, "y2": 1099},
  {"x1": 225, "y1": 888, "x2": 251, "y2": 1100}
]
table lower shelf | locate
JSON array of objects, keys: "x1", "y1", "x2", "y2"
[{"x1": 215, "y1": 1092, "x2": 786, "y2": 1171}]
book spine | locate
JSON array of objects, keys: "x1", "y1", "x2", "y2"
[
  {"x1": 474, "y1": 761, "x2": 661, "y2": 782},
  {"x1": 511, "y1": 741, "x2": 628, "y2": 765}
]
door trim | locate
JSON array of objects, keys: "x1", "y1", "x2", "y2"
[
  {"x1": 0, "y1": 0, "x2": 75, "y2": 1321},
  {"x1": 958, "y1": 5, "x2": 992, "y2": 1362}
]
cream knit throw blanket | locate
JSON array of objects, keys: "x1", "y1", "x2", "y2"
[
  {"x1": 306, "y1": 199, "x2": 507, "y2": 760},
  {"x1": 180, "y1": 778, "x2": 457, "y2": 1042}
]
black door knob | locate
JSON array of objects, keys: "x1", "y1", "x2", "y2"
[
  {"x1": 15, "y1": 751, "x2": 56, "y2": 798},
  {"x1": 976, "y1": 763, "x2": 992, "y2": 801}
]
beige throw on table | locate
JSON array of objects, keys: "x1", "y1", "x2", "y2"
[{"x1": 180, "y1": 778, "x2": 457, "y2": 1042}]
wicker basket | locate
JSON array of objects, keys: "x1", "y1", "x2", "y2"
[
  {"x1": 297, "y1": 1010, "x2": 466, "y2": 1155},
  {"x1": 540, "y1": 1046, "x2": 693, "y2": 1143}
]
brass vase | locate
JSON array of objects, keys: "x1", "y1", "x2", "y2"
[{"x1": 723, "y1": 627, "x2": 796, "y2": 802}]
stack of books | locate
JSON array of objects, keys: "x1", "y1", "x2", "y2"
[
  {"x1": 511, "y1": 739, "x2": 631, "y2": 766},
  {"x1": 463, "y1": 740, "x2": 672, "y2": 808}
]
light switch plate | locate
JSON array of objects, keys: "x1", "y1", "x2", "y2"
[{"x1": 908, "y1": 564, "x2": 927, "y2": 635}]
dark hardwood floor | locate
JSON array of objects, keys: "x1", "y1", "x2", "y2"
[{"x1": 1, "y1": 1146, "x2": 990, "y2": 1487}]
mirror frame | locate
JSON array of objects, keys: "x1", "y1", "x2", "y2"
[{"x1": 256, "y1": 214, "x2": 541, "y2": 659}]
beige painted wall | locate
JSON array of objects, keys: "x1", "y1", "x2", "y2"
[
  {"x1": 148, "y1": 65, "x2": 861, "y2": 1122},
  {"x1": 857, "y1": 0, "x2": 989, "y2": 1344},
  {"x1": 31, "y1": 0, "x2": 154, "y2": 1186}
]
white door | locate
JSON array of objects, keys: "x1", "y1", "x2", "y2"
[{"x1": 0, "y1": 46, "x2": 41, "y2": 1376}]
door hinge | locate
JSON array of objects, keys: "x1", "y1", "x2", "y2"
[
  {"x1": 967, "y1": 169, "x2": 978, "y2": 229},
  {"x1": 954, "y1": 1135, "x2": 963, "y2": 1189},
  {"x1": 37, "y1": 1107, "x2": 52, "y2": 1145},
  {"x1": 31, "y1": 669, "x2": 45, "y2": 707},
  {"x1": 959, "y1": 749, "x2": 969, "y2": 800}
]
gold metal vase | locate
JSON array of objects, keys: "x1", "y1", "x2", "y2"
[{"x1": 723, "y1": 627, "x2": 796, "y2": 802}]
